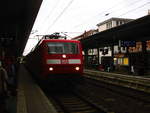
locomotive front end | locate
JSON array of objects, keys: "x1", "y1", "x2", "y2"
[{"x1": 44, "y1": 40, "x2": 83, "y2": 77}]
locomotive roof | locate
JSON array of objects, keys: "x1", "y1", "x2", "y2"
[
  {"x1": 41, "y1": 39, "x2": 80, "y2": 43},
  {"x1": 28, "y1": 39, "x2": 81, "y2": 55}
]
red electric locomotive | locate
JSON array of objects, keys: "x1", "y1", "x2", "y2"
[{"x1": 25, "y1": 34, "x2": 83, "y2": 83}]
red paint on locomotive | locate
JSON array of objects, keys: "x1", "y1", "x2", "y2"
[{"x1": 26, "y1": 39, "x2": 83, "y2": 81}]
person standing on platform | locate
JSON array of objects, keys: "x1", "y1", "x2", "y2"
[
  {"x1": 0, "y1": 60, "x2": 9, "y2": 113},
  {"x1": 4, "y1": 56, "x2": 17, "y2": 96},
  {"x1": 131, "y1": 65, "x2": 134, "y2": 74}
]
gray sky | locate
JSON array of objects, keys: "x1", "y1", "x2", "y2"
[{"x1": 23, "y1": 0, "x2": 150, "y2": 55}]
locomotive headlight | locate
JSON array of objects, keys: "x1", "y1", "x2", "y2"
[
  {"x1": 75, "y1": 67, "x2": 80, "y2": 71},
  {"x1": 62, "y1": 54, "x2": 66, "y2": 58},
  {"x1": 49, "y1": 67, "x2": 53, "y2": 71}
]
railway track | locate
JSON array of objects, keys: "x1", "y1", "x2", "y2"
[
  {"x1": 75, "y1": 76, "x2": 150, "y2": 113},
  {"x1": 47, "y1": 90, "x2": 107, "y2": 113},
  {"x1": 41, "y1": 72, "x2": 150, "y2": 113}
]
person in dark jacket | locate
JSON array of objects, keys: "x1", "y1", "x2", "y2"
[{"x1": 0, "y1": 61, "x2": 9, "y2": 113}]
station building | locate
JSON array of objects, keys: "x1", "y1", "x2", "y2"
[{"x1": 78, "y1": 14, "x2": 150, "y2": 76}]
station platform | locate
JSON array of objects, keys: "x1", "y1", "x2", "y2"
[
  {"x1": 84, "y1": 69, "x2": 150, "y2": 93},
  {"x1": 16, "y1": 64, "x2": 58, "y2": 113}
]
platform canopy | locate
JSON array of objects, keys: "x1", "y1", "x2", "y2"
[
  {"x1": 81, "y1": 15, "x2": 150, "y2": 49},
  {"x1": 0, "y1": 0, "x2": 43, "y2": 56}
]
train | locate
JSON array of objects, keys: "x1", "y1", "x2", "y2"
[{"x1": 25, "y1": 34, "x2": 83, "y2": 83}]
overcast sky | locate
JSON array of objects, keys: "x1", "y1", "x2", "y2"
[{"x1": 23, "y1": 0, "x2": 150, "y2": 55}]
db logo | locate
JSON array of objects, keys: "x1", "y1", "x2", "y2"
[{"x1": 61, "y1": 59, "x2": 68, "y2": 64}]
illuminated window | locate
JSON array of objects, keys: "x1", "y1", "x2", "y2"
[{"x1": 123, "y1": 58, "x2": 129, "y2": 66}]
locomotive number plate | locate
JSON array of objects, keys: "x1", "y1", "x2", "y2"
[{"x1": 61, "y1": 59, "x2": 69, "y2": 64}]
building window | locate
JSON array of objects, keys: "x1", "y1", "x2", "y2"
[
  {"x1": 106, "y1": 22, "x2": 112, "y2": 29},
  {"x1": 116, "y1": 21, "x2": 119, "y2": 26},
  {"x1": 120, "y1": 21, "x2": 122, "y2": 25}
]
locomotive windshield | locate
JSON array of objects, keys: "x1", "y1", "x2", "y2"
[{"x1": 47, "y1": 42, "x2": 79, "y2": 54}]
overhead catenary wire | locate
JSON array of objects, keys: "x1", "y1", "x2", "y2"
[
  {"x1": 24, "y1": 0, "x2": 149, "y2": 55},
  {"x1": 33, "y1": 0, "x2": 149, "y2": 38},
  {"x1": 72, "y1": 0, "x2": 148, "y2": 29},
  {"x1": 45, "y1": 0, "x2": 75, "y2": 33},
  {"x1": 34, "y1": 0, "x2": 148, "y2": 35},
  {"x1": 34, "y1": 0, "x2": 150, "y2": 36},
  {"x1": 37, "y1": 0, "x2": 61, "y2": 30},
  {"x1": 32, "y1": 0, "x2": 50, "y2": 28},
  {"x1": 118, "y1": 2, "x2": 150, "y2": 17},
  {"x1": 72, "y1": 0, "x2": 126, "y2": 29}
]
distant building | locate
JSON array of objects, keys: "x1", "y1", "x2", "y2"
[
  {"x1": 90, "y1": 17, "x2": 134, "y2": 65},
  {"x1": 72, "y1": 29, "x2": 98, "y2": 40},
  {"x1": 148, "y1": 9, "x2": 150, "y2": 15},
  {"x1": 97, "y1": 17, "x2": 134, "y2": 32}
]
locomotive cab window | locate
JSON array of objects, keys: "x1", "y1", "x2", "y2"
[{"x1": 47, "y1": 42, "x2": 79, "y2": 54}]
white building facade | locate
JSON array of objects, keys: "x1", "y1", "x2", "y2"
[{"x1": 97, "y1": 17, "x2": 133, "y2": 32}]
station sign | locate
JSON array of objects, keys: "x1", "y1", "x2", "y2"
[{"x1": 121, "y1": 40, "x2": 136, "y2": 47}]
